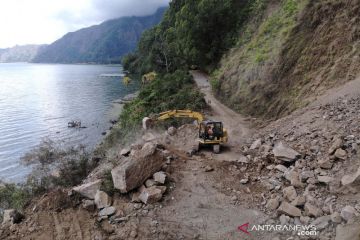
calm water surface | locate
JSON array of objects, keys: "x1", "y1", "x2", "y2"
[{"x1": 0, "y1": 63, "x2": 139, "y2": 182}]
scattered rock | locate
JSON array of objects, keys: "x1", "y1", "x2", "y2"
[
  {"x1": 334, "y1": 148, "x2": 347, "y2": 160},
  {"x1": 82, "y1": 200, "x2": 96, "y2": 211},
  {"x1": 139, "y1": 186, "x2": 166, "y2": 204},
  {"x1": 329, "y1": 136, "x2": 343, "y2": 155},
  {"x1": 240, "y1": 178, "x2": 249, "y2": 184},
  {"x1": 341, "y1": 205, "x2": 357, "y2": 222},
  {"x1": 318, "y1": 158, "x2": 333, "y2": 169},
  {"x1": 300, "y1": 216, "x2": 311, "y2": 225},
  {"x1": 237, "y1": 155, "x2": 249, "y2": 164},
  {"x1": 2, "y1": 209, "x2": 24, "y2": 224},
  {"x1": 142, "y1": 132, "x2": 157, "y2": 142},
  {"x1": 277, "y1": 202, "x2": 302, "y2": 217},
  {"x1": 300, "y1": 171, "x2": 315, "y2": 181},
  {"x1": 145, "y1": 179, "x2": 157, "y2": 187},
  {"x1": 341, "y1": 166, "x2": 360, "y2": 186},
  {"x1": 274, "y1": 165, "x2": 288, "y2": 173},
  {"x1": 167, "y1": 127, "x2": 177, "y2": 136},
  {"x1": 291, "y1": 196, "x2": 306, "y2": 207},
  {"x1": 273, "y1": 142, "x2": 300, "y2": 162},
  {"x1": 318, "y1": 176, "x2": 334, "y2": 184},
  {"x1": 120, "y1": 148, "x2": 131, "y2": 156},
  {"x1": 99, "y1": 206, "x2": 116, "y2": 217},
  {"x1": 73, "y1": 180, "x2": 102, "y2": 199},
  {"x1": 304, "y1": 202, "x2": 323, "y2": 217},
  {"x1": 311, "y1": 215, "x2": 331, "y2": 230},
  {"x1": 283, "y1": 186, "x2": 297, "y2": 202},
  {"x1": 250, "y1": 138, "x2": 262, "y2": 150},
  {"x1": 111, "y1": 143, "x2": 166, "y2": 193},
  {"x1": 331, "y1": 212, "x2": 342, "y2": 223},
  {"x1": 94, "y1": 191, "x2": 112, "y2": 209},
  {"x1": 279, "y1": 214, "x2": 290, "y2": 225},
  {"x1": 335, "y1": 219, "x2": 360, "y2": 240},
  {"x1": 153, "y1": 171, "x2": 166, "y2": 184},
  {"x1": 287, "y1": 170, "x2": 303, "y2": 188},
  {"x1": 204, "y1": 166, "x2": 214, "y2": 172},
  {"x1": 266, "y1": 198, "x2": 280, "y2": 211},
  {"x1": 131, "y1": 186, "x2": 146, "y2": 203}
]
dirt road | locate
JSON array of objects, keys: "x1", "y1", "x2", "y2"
[
  {"x1": 191, "y1": 70, "x2": 251, "y2": 146},
  {"x1": 134, "y1": 71, "x2": 272, "y2": 239}
]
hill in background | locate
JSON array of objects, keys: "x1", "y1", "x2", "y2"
[
  {"x1": 0, "y1": 45, "x2": 46, "y2": 63},
  {"x1": 32, "y1": 7, "x2": 166, "y2": 64}
]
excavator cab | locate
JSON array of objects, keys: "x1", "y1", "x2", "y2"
[
  {"x1": 199, "y1": 121, "x2": 224, "y2": 140},
  {"x1": 198, "y1": 121, "x2": 227, "y2": 153}
]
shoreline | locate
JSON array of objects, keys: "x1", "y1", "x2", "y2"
[{"x1": 0, "y1": 90, "x2": 139, "y2": 184}]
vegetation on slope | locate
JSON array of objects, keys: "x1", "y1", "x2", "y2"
[
  {"x1": 123, "y1": 0, "x2": 251, "y2": 74},
  {"x1": 105, "y1": 70, "x2": 206, "y2": 145}
]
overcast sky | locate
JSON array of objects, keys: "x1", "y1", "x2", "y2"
[{"x1": 0, "y1": 0, "x2": 169, "y2": 48}]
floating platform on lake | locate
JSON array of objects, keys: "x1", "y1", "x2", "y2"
[{"x1": 99, "y1": 73, "x2": 125, "y2": 77}]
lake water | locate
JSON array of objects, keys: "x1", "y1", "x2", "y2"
[{"x1": 0, "y1": 63, "x2": 139, "y2": 182}]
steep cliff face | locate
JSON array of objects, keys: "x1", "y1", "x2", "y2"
[{"x1": 214, "y1": 0, "x2": 360, "y2": 119}]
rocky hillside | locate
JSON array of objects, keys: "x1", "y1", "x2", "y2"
[
  {"x1": 214, "y1": 0, "x2": 360, "y2": 119},
  {"x1": 32, "y1": 7, "x2": 166, "y2": 64},
  {"x1": 0, "y1": 45, "x2": 45, "y2": 63}
]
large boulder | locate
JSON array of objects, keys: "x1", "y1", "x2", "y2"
[
  {"x1": 111, "y1": 143, "x2": 166, "y2": 193},
  {"x1": 273, "y1": 142, "x2": 300, "y2": 162},
  {"x1": 72, "y1": 180, "x2": 102, "y2": 199}
]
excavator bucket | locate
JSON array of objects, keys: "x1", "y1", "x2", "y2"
[{"x1": 142, "y1": 117, "x2": 152, "y2": 130}]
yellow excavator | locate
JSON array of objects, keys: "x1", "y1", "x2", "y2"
[{"x1": 142, "y1": 110, "x2": 228, "y2": 153}]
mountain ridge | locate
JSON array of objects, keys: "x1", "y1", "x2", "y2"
[
  {"x1": 0, "y1": 45, "x2": 46, "y2": 63},
  {"x1": 32, "y1": 7, "x2": 166, "y2": 64}
]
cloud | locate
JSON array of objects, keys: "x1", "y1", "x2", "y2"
[
  {"x1": 90, "y1": 0, "x2": 169, "y2": 20},
  {"x1": 0, "y1": 0, "x2": 169, "y2": 48}
]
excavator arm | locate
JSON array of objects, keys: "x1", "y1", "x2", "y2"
[
  {"x1": 156, "y1": 110, "x2": 204, "y2": 122},
  {"x1": 143, "y1": 110, "x2": 204, "y2": 129}
]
